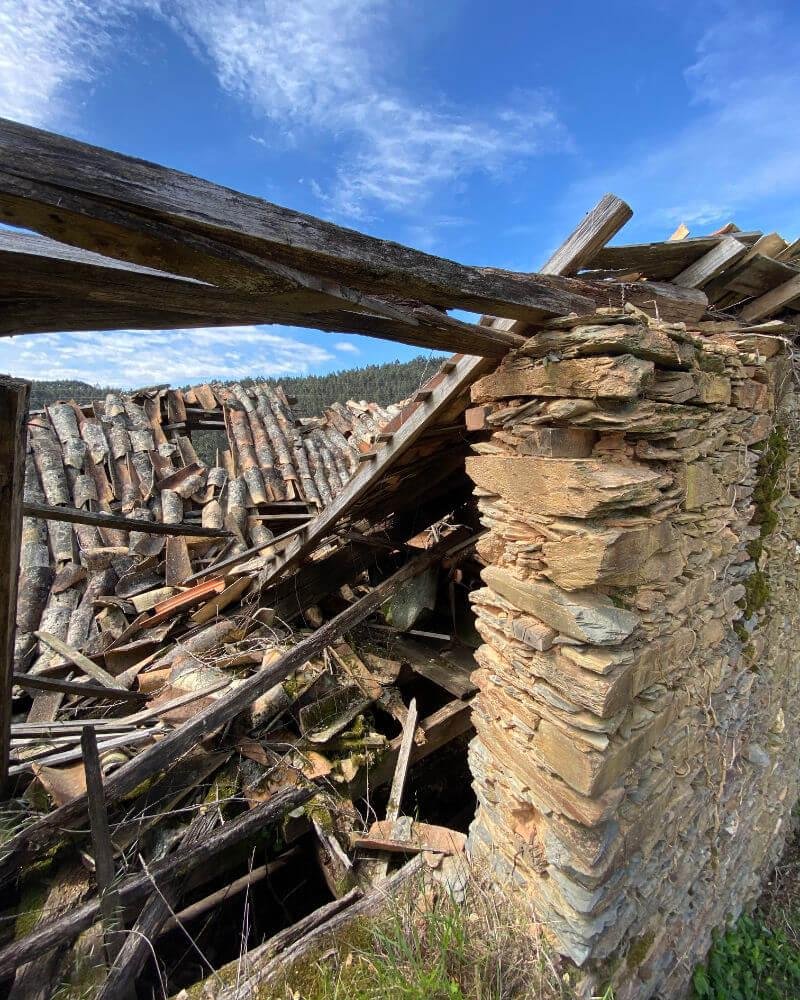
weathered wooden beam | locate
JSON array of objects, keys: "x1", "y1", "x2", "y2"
[
  {"x1": 0, "y1": 784, "x2": 314, "y2": 979},
  {"x1": 740, "y1": 271, "x2": 800, "y2": 322},
  {"x1": 22, "y1": 500, "x2": 231, "y2": 538},
  {"x1": 483, "y1": 193, "x2": 637, "y2": 340},
  {"x1": 0, "y1": 540, "x2": 458, "y2": 878},
  {"x1": 0, "y1": 118, "x2": 598, "y2": 321},
  {"x1": 81, "y1": 725, "x2": 125, "y2": 964},
  {"x1": 671, "y1": 236, "x2": 748, "y2": 288},
  {"x1": 0, "y1": 374, "x2": 29, "y2": 789},
  {"x1": 12, "y1": 672, "x2": 147, "y2": 702},
  {"x1": 541, "y1": 194, "x2": 632, "y2": 277},
  {"x1": 584, "y1": 231, "x2": 761, "y2": 278}
]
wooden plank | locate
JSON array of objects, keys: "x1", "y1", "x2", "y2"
[
  {"x1": 668, "y1": 223, "x2": 690, "y2": 241},
  {"x1": 540, "y1": 194, "x2": 632, "y2": 276},
  {"x1": 704, "y1": 254, "x2": 800, "y2": 308},
  {"x1": 81, "y1": 725, "x2": 125, "y2": 964},
  {"x1": 0, "y1": 375, "x2": 29, "y2": 789},
  {"x1": 0, "y1": 118, "x2": 596, "y2": 323},
  {"x1": 484, "y1": 193, "x2": 635, "y2": 338},
  {"x1": 671, "y1": 237, "x2": 748, "y2": 288},
  {"x1": 257, "y1": 356, "x2": 492, "y2": 587},
  {"x1": 584, "y1": 231, "x2": 761, "y2": 279},
  {"x1": 34, "y1": 631, "x2": 120, "y2": 689},
  {"x1": 22, "y1": 500, "x2": 231, "y2": 537},
  {"x1": 12, "y1": 672, "x2": 147, "y2": 703},
  {"x1": 0, "y1": 540, "x2": 459, "y2": 877},
  {"x1": 741, "y1": 272, "x2": 800, "y2": 322}
]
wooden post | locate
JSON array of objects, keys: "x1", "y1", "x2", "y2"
[
  {"x1": 81, "y1": 725, "x2": 124, "y2": 963},
  {"x1": 0, "y1": 375, "x2": 29, "y2": 791}
]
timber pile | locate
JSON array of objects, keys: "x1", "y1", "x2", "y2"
[
  {"x1": 465, "y1": 304, "x2": 800, "y2": 997},
  {"x1": 1, "y1": 518, "x2": 480, "y2": 998}
]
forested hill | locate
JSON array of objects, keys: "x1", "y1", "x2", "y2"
[{"x1": 28, "y1": 355, "x2": 443, "y2": 416}]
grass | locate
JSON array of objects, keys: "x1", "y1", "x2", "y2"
[{"x1": 270, "y1": 863, "x2": 575, "y2": 1000}]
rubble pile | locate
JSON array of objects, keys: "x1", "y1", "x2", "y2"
[
  {"x1": 16, "y1": 381, "x2": 402, "y2": 680},
  {"x1": 465, "y1": 306, "x2": 800, "y2": 996}
]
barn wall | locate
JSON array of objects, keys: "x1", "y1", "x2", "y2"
[{"x1": 464, "y1": 306, "x2": 800, "y2": 997}]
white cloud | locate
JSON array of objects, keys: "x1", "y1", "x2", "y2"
[
  {"x1": 0, "y1": 0, "x2": 568, "y2": 218},
  {"x1": 0, "y1": 0, "x2": 134, "y2": 128},
  {"x1": 567, "y1": 2, "x2": 800, "y2": 235},
  {"x1": 148, "y1": 1, "x2": 570, "y2": 218},
  {"x1": 0, "y1": 326, "x2": 335, "y2": 387},
  {"x1": 334, "y1": 341, "x2": 360, "y2": 354}
]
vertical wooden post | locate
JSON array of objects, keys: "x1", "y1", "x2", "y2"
[
  {"x1": 82, "y1": 725, "x2": 124, "y2": 963},
  {"x1": 0, "y1": 375, "x2": 30, "y2": 791}
]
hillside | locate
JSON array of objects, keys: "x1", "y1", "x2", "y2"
[{"x1": 27, "y1": 355, "x2": 442, "y2": 416}]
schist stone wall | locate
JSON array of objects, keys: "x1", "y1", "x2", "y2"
[{"x1": 464, "y1": 305, "x2": 800, "y2": 997}]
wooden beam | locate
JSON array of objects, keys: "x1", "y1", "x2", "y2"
[
  {"x1": 0, "y1": 118, "x2": 595, "y2": 323},
  {"x1": 0, "y1": 374, "x2": 29, "y2": 789},
  {"x1": 256, "y1": 356, "x2": 492, "y2": 587},
  {"x1": 540, "y1": 194, "x2": 632, "y2": 277},
  {"x1": 740, "y1": 271, "x2": 800, "y2": 322},
  {"x1": 584, "y1": 232, "x2": 761, "y2": 280},
  {"x1": 671, "y1": 236, "x2": 748, "y2": 288},
  {"x1": 0, "y1": 540, "x2": 459, "y2": 877},
  {"x1": 481, "y1": 193, "x2": 636, "y2": 339},
  {"x1": 22, "y1": 500, "x2": 231, "y2": 538},
  {"x1": 12, "y1": 672, "x2": 146, "y2": 703},
  {"x1": 81, "y1": 725, "x2": 125, "y2": 964}
]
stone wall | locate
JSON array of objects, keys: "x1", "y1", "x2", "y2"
[{"x1": 464, "y1": 305, "x2": 800, "y2": 997}]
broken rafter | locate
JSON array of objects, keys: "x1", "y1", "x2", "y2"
[{"x1": 0, "y1": 784, "x2": 314, "y2": 978}]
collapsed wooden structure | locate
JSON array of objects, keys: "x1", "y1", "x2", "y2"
[{"x1": 1, "y1": 116, "x2": 800, "y2": 998}]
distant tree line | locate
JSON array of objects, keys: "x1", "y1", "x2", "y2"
[{"x1": 27, "y1": 354, "x2": 444, "y2": 417}]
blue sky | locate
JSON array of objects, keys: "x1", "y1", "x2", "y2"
[{"x1": 1, "y1": 0, "x2": 799, "y2": 387}]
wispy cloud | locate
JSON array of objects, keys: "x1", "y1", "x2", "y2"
[
  {"x1": 334, "y1": 341, "x2": 360, "y2": 354},
  {"x1": 163, "y1": 0, "x2": 569, "y2": 218},
  {"x1": 0, "y1": 0, "x2": 133, "y2": 128},
  {"x1": 0, "y1": 0, "x2": 568, "y2": 220},
  {"x1": 0, "y1": 327, "x2": 335, "y2": 386},
  {"x1": 569, "y1": 2, "x2": 800, "y2": 235}
]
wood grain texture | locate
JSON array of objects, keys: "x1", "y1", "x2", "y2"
[
  {"x1": 671, "y1": 237, "x2": 748, "y2": 288},
  {"x1": 0, "y1": 117, "x2": 595, "y2": 322},
  {"x1": 585, "y1": 232, "x2": 761, "y2": 280},
  {"x1": 740, "y1": 271, "x2": 800, "y2": 321},
  {"x1": 0, "y1": 375, "x2": 29, "y2": 788},
  {"x1": 540, "y1": 194, "x2": 632, "y2": 277}
]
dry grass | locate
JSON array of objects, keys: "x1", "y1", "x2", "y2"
[{"x1": 272, "y1": 862, "x2": 575, "y2": 1000}]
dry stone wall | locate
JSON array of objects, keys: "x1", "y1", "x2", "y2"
[{"x1": 464, "y1": 305, "x2": 800, "y2": 997}]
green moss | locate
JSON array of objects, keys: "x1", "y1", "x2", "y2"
[
  {"x1": 743, "y1": 569, "x2": 771, "y2": 616},
  {"x1": 626, "y1": 931, "x2": 656, "y2": 970},
  {"x1": 752, "y1": 426, "x2": 788, "y2": 540}
]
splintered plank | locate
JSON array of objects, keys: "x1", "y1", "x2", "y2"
[
  {"x1": 34, "y1": 631, "x2": 121, "y2": 689},
  {"x1": 0, "y1": 118, "x2": 595, "y2": 323},
  {"x1": 1, "y1": 375, "x2": 30, "y2": 788},
  {"x1": 540, "y1": 193, "x2": 632, "y2": 276}
]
